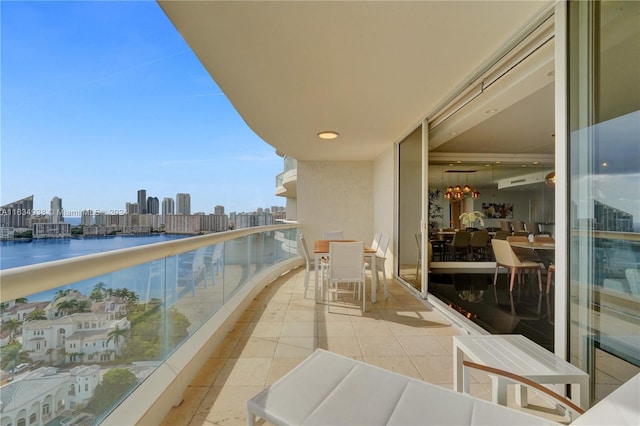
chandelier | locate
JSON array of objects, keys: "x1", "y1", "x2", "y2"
[{"x1": 443, "y1": 170, "x2": 480, "y2": 200}]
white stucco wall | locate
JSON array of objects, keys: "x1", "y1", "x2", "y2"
[{"x1": 297, "y1": 161, "x2": 373, "y2": 246}]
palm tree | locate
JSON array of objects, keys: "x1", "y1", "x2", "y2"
[
  {"x1": 1, "y1": 319, "x2": 20, "y2": 342},
  {"x1": 25, "y1": 309, "x2": 47, "y2": 322},
  {"x1": 53, "y1": 289, "x2": 71, "y2": 301},
  {"x1": 106, "y1": 325, "x2": 127, "y2": 356}
]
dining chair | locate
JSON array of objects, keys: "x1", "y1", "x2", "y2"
[
  {"x1": 371, "y1": 233, "x2": 381, "y2": 251},
  {"x1": 327, "y1": 241, "x2": 366, "y2": 313},
  {"x1": 445, "y1": 230, "x2": 471, "y2": 261},
  {"x1": 322, "y1": 230, "x2": 344, "y2": 240},
  {"x1": 512, "y1": 220, "x2": 526, "y2": 232},
  {"x1": 493, "y1": 230, "x2": 511, "y2": 240},
  {"x1": 366, "y1": 234, "x2": 389, "y2": 299},
  {"x1": 513, "y1": 230, "x2": 530, "y2": 237},
  {"x1": 492, "y1": 239, "x2": 542, "y2": 292},
  {"x1": 499, "y1": 220, "x2": 512, "y2": 232},
  {"x1": 299, "y1": 234, "x2": 325, "y2": 300},
  {"x1": 526, "y1": 221, "x2": 540, "y2": 235},
  {"x1": 468, "y1": 230, "x2": 490, "y2": 261}
]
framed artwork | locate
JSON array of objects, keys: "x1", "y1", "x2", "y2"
[{"x1": 482, "y1": 202, "x2": 513, "y2": 219}]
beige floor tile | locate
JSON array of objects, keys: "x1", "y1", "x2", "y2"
[
  {"x1": 364, "y1": 356, "x2": 422, "y2": 379},
  {"x1": 357, "y1": 335, "x2": 405, "y2": 357},
  {"x1": 284, "y1": 308, "x2": 317, "y2": 322},
  {"x1": 385, "y1": 319, "x2": 452, "y2": 336},
  {"x1": 274, "y1": 337, "x2": 317, "y2": 358},
  {"x1": 160, "y1": 385, "x2": 208, "y2": 426},
  {"x1": 351, "y1": 321, "x2": 393, "y2": 336},
  {"x1": 396, "y1": 335, "x2": 451, "y2": 356},
  {"x1": 316, "y1": 321, "x2": 355, "y2": 337},
  {"x1": 280, "y1": 321, "x2": 316, "y2": 337},
  {"x1": 202, "y1": 385, "x2": 264, "y2": 426},
  {"x1": 318, "y1": 336, "x2": 363, "y2": 357},
  {"x1": 244, "y1": 321, "x2": 283, "y2": 338},
  {"x1": 266, "y1": 357, "x2": 307, "y2": 385},
  {"x1": 411, "y1": 355, "x2": 454, "y2": 384},
  {"x1": 189, "y1": 357, "x2": 227, "y2": 386},
  {"x1": 209, "y1": 335, "x2": 239, "y2": 358},
  {"x1": 230, "y1": 336, "x2": 278, "y2": 358},
  {"x1": 214, "y1": 357, "x2": 272, "y2": 386},
  {"x1": 252, "y1": 308, "x2": 288, "y2": 322}
]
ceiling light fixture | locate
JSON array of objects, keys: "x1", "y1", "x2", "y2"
[
  {"x1": 317, "y1": 131, "x2": 339, "y2": 140},
  {"x1": 486, "y1": 108, "x2": 498, "y2": 114},
  {"x1": 545, "y1": 171, "x2": 556, "y2": 187}
]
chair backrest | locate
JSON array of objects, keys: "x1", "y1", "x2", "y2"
[
  {"x1": 376, "y1": 234, "x2": 390, "y2": 258},
  {"x1": 499, "y1": 220, "x2": 512, "y2": 232},
  {"x1": 513, "y1": 230, "x2": 530, "y2": 237},
  {"x1": 299, "y1": 234, "x2": 312, "y2": 266},
  {"x1": 493, "y1": 230, "x2": 511, "y2": 240},
  {"x1": 525, "y1": 221, "x2": 540, "y2": 235},
  {"x1": 492, "y1": 239, "x2": 523, "y2": 267},
  {"x1": 534, "y1": 235, "x2": 555, "y2": 243},
  {"x1": 469, "y1": 230, "x2": 489, "y2": 248},
  {"x1": 371, "y1": 233, "x2": 381, "y2": 251},
  {"x1": 322, "y1": 230, "x2": 344, "y2": 240},
  {"x1": 512, "y1": 220, "x2": 525, "y2": 232},
  {"x1": 452, "y1": 230, "x2": 471, "y2": 247},
  {"x1": 328, "y1": 241, "x2": 364, "y2": 282}
]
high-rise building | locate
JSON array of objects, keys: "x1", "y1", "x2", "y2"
[
  {"x1": 162, "y1": 198, "x2": 175, "y2": 224},
  {"x1": 147, "y1": 197, "x2": 159, "y2": 215},
  {"x1": 176, "y1": 193, "x2": 191, "y2": 215},
  {"x1": 214, "y1": 205, "x2": 225, "y2": 215},
  {"x1": 0, "y1": 195, "x2": 34, "y2": 228},
  {"x1": 137, "y1": 189, "x2": 147, "y2": 214},
  {"x1": 81, "y1": 210, "x2": 93, "y2": 226},
  {"x1": 126, "y1": 202, "x2": 139, "y2": 214},
  {"x1": 50, "y1": 196, "x2": 62, "y2": 224}
]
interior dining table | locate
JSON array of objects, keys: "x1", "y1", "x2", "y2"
[
  {"x1": 313, "y1": 239, "x2": 379, "y2": 303},
  {"x1": 509, "y1": 241, "x2": 555, "y2": 268}
]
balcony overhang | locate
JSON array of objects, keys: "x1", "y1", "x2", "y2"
[{"x1": 158, "y1": 1, "x2": 553, "y2": 162}]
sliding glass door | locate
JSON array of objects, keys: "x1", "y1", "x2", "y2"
[{"x1": 568, "y1": 0, "x2": 640, "y2": 403}]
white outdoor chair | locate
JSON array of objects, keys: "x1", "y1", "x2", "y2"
[
  {"x1": 371, "y1": 233, "x2": 381, "y2": 251},
  {"x1": 299, "y1": 234, "x2": 325, "y2": 300},
  {"x1": 366, "y1": 234, "x2": 390, "y2": 299},
  {"x1": 327, "y1": 241, "x2": 366, "y2": 313},
  {"x1": 322, "y1": 230, "x2": 344, "y2": 240}
]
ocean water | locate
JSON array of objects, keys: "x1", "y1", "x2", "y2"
[{"x1": 1, "y1": 234, "x2": 192, "y2": 302}]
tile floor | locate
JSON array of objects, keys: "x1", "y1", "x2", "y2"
[{"x1": 161, "y1": 267, "x2": 570, "y2": 425}]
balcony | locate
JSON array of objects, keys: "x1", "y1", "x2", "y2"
[
  {"x1": 275, "y1": 157, "x2": 297, "y2": 198},
  {"x1": 1, "y1": 224, "x2": 573, "y2": 425}
]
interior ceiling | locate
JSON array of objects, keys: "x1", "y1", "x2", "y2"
[{"x1": 158, "y1": 0, "x2": 554, "y2": 162}]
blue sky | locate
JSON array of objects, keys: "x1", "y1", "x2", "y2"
[{"x1": 1, "y1": 1, "x2": 283, "y2": 215}]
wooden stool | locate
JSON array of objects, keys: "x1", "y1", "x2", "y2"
[{"x1": 546, "y1": 264, "x2": 555, "y2": 294}]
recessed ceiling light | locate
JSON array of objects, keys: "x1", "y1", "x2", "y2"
[
  {"x1": 456, "y1": 160, "x2": 462, "y2": 163},
  {"x1": 486, "y1": 108, "x2": 498, "y2": 114},
  {"x1": 450, "y1": 132, "x2": 458, "y2": 136},
  {"x1": 485, "y1": 164, "x2": 491, "y2": 167},
  {"x1": 521, "y1": 164, "x2": 527, "y2": 167},
  {"x1": 533, "y1": 161, "x2": 539, "y2": 165},
  {"x1": 602, "y1": 162, "x2": 608, "y2": 167},
  {"x1": 495, "y1": 161, "x2": 501, "y2": 164},
  {"x1": 317, "y1": 131, "x2": 339, "y2": 140}
]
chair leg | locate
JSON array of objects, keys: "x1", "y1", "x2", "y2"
[
  {"x1": 380, "y1": 264, "x2": 388, "y2": 299},
  {"x1": 536, "y1": 268, "x2": 542, "y2": 292},
  {"x1": 304, "y1": 269, "x2": 310, "y2": 298},
  {"x1": 493, "y1": 266, "x2": 499, "y2": 286},
  {"x1": 509, "y1": 267, "x2": 517, "y2": 292},
  {"x1": 546, "y1": 268, "x2": 554, "y2": 294}
]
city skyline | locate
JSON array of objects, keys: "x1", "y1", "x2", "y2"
[{"x1": 1, "y1": 1, "x2": 283, "y2": 214}]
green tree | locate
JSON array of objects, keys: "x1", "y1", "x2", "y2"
[
  {"x1": 25, "y1": 308, "x2": 47, "y2": 322},
  {"x1": 1, "y1": 319, "x2": 20, "y2": 342},
  {"x1": 54, "y1": 289, "x2": 72, "y2": 301},
  {"x1": 106, "y1": 325, "x2": 127, "y2": 355},
  {"x1": 86, "y1": 368, "x2": 137, "y2": 414}
]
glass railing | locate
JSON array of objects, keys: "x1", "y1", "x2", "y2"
[{"x1": 0, "y1": 225, "x2": 300, "y2": 425}]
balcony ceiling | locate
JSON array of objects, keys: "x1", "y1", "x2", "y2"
[{"x1": 159, "y1": 0, "x2": 553, "y2": 162}]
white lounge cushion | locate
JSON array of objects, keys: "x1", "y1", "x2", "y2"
[
  {"x1": 572, "y1": 372, "x2": 640, "y2": 425},
  {"x1": 248, "y1": 349, "x2": 559, "y2": 425}
]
